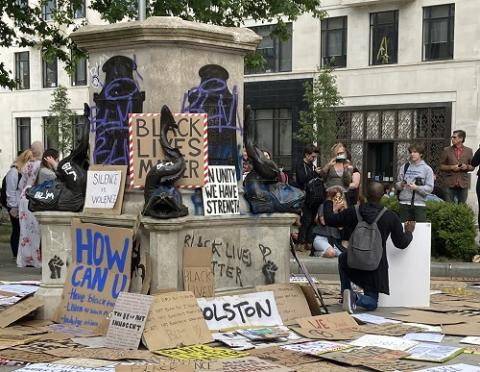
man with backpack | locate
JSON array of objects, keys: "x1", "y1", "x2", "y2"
[{"x1": 323, "y1": 182, "x2": 415, "y2": 313}]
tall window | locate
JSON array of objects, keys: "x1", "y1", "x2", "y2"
[
  {"x1": 42, "y1": 57, "x2": 58, "y2": 88},
  {"x1": 252, "y1": 109, "x2": 292, "y2": 169},
  {"x1": 16, "y1": 118, "x2": 31, "y2": 152},
  {"x1": 73, "y1": 0, "x2": 86, "y2": 18},
  {"x1": 15, "y1": 52, "x2": 30, "y2": 90},
  {"x1": 370, "y1": 11, "x2": 398, "y2": 65},
  {"x1": 423, "y1": 4, "x2": 455, "y2": 61},
  {"x1": 246, "y1": 24, "x2": 292, "y2": 74},
  {"x1": 42, "y1": 0, "x2": 55, "y2": 20},
  {"x1": 321, "y1": 16, "x2": 347, "y2": 68},
  {"x1": 43, "y1": 117, "x2": 59, "y2": 150},
  {"x1": 72, "y1": 56, "x2": 87, "y2": 86}
]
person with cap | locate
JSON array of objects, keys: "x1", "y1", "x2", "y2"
[{"x1": 17, "y1": 141, "x2": 44, "y2": 268}]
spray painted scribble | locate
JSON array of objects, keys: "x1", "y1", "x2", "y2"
[
  {"x1": 181, "y1": 65, "x2": 240, "y2": 171},
  {"x1": 91, "y1": 55, "x2": 145, "y2": 165}
]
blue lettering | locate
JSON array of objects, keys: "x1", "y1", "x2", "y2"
[
  {"x1": 105, "y1": 236, "x2": 130, "y2": 271},
  {"x1": 111, "y1": 274, "x2": 129, "y2": 298},
  {"x1": 93, "y1": 231, "x2": 105, "y2": 266},
  {"x1": 75, "y1": 228, "x2": 92, "y2": 265},
  {"x1": 71, "y1": 265, "x2": 84, "y2": 286}
]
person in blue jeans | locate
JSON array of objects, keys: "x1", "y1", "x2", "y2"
[{"x1": 323, "y1": 182, "x2": 416, "y2": 313}]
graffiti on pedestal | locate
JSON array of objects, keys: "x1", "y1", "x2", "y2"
[
  {"x1": 181, "y1": 65, "x2": 241, "y2": 175},
  {"x1": 90, "y1": 55, "x2": 145, "y2": 165}
]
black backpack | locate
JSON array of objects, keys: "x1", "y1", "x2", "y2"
[
  {"x1": 0, "y1": 168, "x2": 22, "y2": 208},
  {"x1": 305, "y1": 177, "x2": 325, "y2": 207},
  {"x1": 347, "y1": 205, "x2": 387, "y2": 271}
]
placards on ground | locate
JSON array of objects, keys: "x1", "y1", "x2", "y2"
[
  {"x1": 142, "y1": 291, "x2": 212, "y2": 351},
  {"x1": 129, "y1": 113, "x2": 208, "y2": 188},
  {"x1": 197, "y1": 291, "x2": 282, "y2": 331},
  {"x1": 83, "y1": 165, "x2": 127, "y2": 215},
  {"x1": 256, "y1": 284, "x2": 311, "y2": 325},
  {"x1": 54, "y1": 221, "x2": 133, "y2": 332},
  {"x1": 183, "y1": 247, "x2": 214, "y2": 298},
  {"x1": 202, "y1": 166, "x2": 239, "y2": 216},
  {"x1": 294, "y1": 312, "x2": 360, "y2": 340},
  {"x1": 154, "y1": 345, "x2": 248, "y2": 361},
  {"x1": 105, "y1": 292, "x2": 153, "y2": 350},
  {"x1": 0, "y1": 297, "x2": 44, "y2": 328}
]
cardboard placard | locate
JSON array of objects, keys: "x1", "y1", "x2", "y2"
[
  {"x1": 117, "y1": 366, "x2": 194, "y2": 372},
  {"x1": 359, "y1": 323, "x2": 422, "y2": 337},
  {"x1": 105, "y1": 292, "x2": 154, "y2": 350},
  {"x1": 415, "y1": 364, "x2": 480, "y2": 372},
  {"x1": 197, "y1": 356, "x2": 294, "y2": 372},
  {"x1": 128, "y1": 113, "x2": 208, "y2": 188},
  {"x1": 386, "y1": 310, "x2": 467, "y2": 325},
  {"x1": 83, "y1": 165, "x2": 127, "y2": 215},
  {"x1": 405, "y1": 343, "x2": 464, "y2": 362},
  {"x1": 349, "y1": 335, "x2": 418, "y2": 351},
  {"x1": 202, "y1": 166, "x2": 239, "y2": 216},
  {"x1": 293, "y1": 312, "x2": 360, "y2": 340},
  {"x1": 319, "y1": 346, "x2": 409, "y2": 366},
  {"x1": 442, "y1": 322, "x2": 480, "y2": 337},
  {"x1": 0, "y1": 296, "x2": 44, "y2": 328},
  {"x1": 0, "y1": 350, "x2": 61, "y2": 363},
  {"x1": 293, "y1": 362, "x2": 353, "y2": 372},
  {"x1": 154, "y1": 345, "x2": 248, "y2": 361},
  {"x1": 45, "y1": 347, "x2": 154, "y2": 361},
  {"x1": 13, "y1": 363, "x2": 114, "y2": 372},
  {"x1": 197, "y1": 291, "x2": 283, "y2": 331},
  {"x1": 248, "y1": 346, "x2": 319, "y2": 367},
  {"x1": 183, "y1": 247, "x2": 214, "y2": 298},
  {"x1": 52, "y1": 359, "x2": 113, "y2": 368},
  {"x1": 55, "y1": 221, "x2": 133, "y2": 332},
  {"x1": 256, "y1": 284, "x2": 311, "y2": 325},
  {"x1": 281, "y1": 341, "x2": 351, "y2": 356},
  {"x1": 142, "y1": 291, "x2": 212, "y2": 351}
]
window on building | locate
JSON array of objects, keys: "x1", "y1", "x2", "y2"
[
  {"x1": 321, "y1": 16, "x2": 347, "y2": 68},
  {"x1": 245, "y1": 24, "x2": 292, "y2": 74},
  {"x1": 15, "y1": 52, "x2": 30, "y2": 90},
  {"x1": 72, "y1": 0, "x2": 86, "y2": 18},
  {"x1": 72, "y1": 56, "x2": 87, "y2": 86},
  {"x1": 42, "y1": 57, "x2": 58, "y2": 88},
  {"x1": 370, "y1": 10, "x2": 398, "y2": 65},
  {"x1": 72, "y1": 115, "x2": 88, "y2": 146},
  {"x1": 43, "y1": 117, "x2": 59, "y2": 150},
  {"x1": 252, "y1": 108, "x2": 292, "y2": 169},
  {"x1": 423, "y1": 4, "x2": 455, "y2": 61},
  {"x1": 42, "y1": 0, "x2": 55, "y2": 20},
  {"x1": 16, "y1": 118, "x2": 31, "y2": 153}
]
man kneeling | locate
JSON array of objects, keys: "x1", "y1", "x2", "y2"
[{"x1": 323, "y1": 182, "x2": 415, "y2": 313}]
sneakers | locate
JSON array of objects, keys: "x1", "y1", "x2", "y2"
[{"x1": 342, "y1": 289, "x2": 357, "y2": 314}]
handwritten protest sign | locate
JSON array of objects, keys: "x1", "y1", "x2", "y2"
[
  {"x1": 349, "y1": 335, "x2": 418, "y2": 351},
  {"x1": 202, "y1": 166, "x2": 239, "y2": 216},
  {"x1": 45, "y1": 348, "x2": 153, "y2": 361},
  {"x1": 129, "y1": 113, "x2": 208, "y2": 188},
  {"x1": 83, "y1": 165, "x2": 127, "y2": 215},
  {"x1": 117, "y1": 365, "x2": 194, "y2": 372},
  {"x1": 143, "y1": 291, "x2": 212, "y2": 351},
  {"x1": 405, "y1": 343, "x2": 464, "y2": 362},
  {"x1": 256, "y1": 284, "x2": 311, "y2": 325},
  {"x1": 197, "y1": 357, "x2": 294, "y2": 372},
  {"x1": 294, "y1": 312, "x2": 360, "y2": 340},
  {"x1": 183, "y1": 247, "x2": 214, "y2": 298},
  {"x1": 155, "y1": 345, "x2": 248, "y2": 361},
  {"x1": 105, "y1": 292, "x2": 153, "y2": 350},
  {"x1": 319, "y1": 346, "x2": 409, "y2": 367},
  {"x1": 54, "y1": 221, "x2": 132, "y2": 332},
  {"x1": 13, "y1": 363, "x2": 114, "y2": 372},
  {"x1": 281, "y1": 341, "x2": 351, "y2": 356},
  {"x1": 248, "y1": 346, "x2": 319, "y2": 367},
  {"x1": 197, "y1": 291, "x2": 282, "y2": 331}
]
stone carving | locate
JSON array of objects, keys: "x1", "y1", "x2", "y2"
[
  {"x1": 243, "y1": 107, "x2": 304, "y2": 214},
  {"x1": 143, "y1": 105, "x2": 188, "y2": 219}
]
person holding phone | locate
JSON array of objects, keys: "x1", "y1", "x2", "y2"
[
  {"x1": 440, "y1": 130, "x2": 474, "y2": 204},
  {"x1": 322, "y1": 143, "x2": 353, "y2": 194}
]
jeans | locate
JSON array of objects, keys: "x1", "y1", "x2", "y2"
[
  {"x1": 399, "y1": 204, "x2": 426, "y2": 222},
  {"x1": 7, "y1": 208, "x2": 20, "y2": 258},
  {"x1": 338, "y1": 252, "x2": 379, "y2": 311},
  {"x1": 443, "y1": 186, "x2": 468, "y2": 204}
]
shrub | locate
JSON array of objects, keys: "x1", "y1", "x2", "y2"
[{"x1": 380, "y1": 197, "x2": 478, "y2": 261}]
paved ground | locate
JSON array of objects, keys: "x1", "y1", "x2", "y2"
[{"x1": 0, "y1": 243, "x2": 41, "y2": 283}]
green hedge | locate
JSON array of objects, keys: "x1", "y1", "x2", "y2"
[{"x1": 381, "y1": 196, "x2": 478, "y2": 261}]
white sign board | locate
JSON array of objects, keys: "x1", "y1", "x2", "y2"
[
  {"x1": 378, "y1": 222, "x2": 431, "y2": 307},
  {"x1": 13, "y1": 363, "x2": 114, "y2": 372},
  {"x1": 105, "y1": 292, "x2": 153, "y2": 350},
  {"x1": 84, "y1": 170, "x2": 122, "y2": 209},
  {"x1": 349, "y1": 335, "x2": 418, "y2": 351},
  {"x1": 197, "y1": 291, "x2": 282, "y2": 331},
  {"x1": 202, "y1": 165, "x2": 239, "y2": 216}
]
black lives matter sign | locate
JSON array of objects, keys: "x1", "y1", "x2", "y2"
[
  {"x1": 128, "y1": 113, "x2": 208, "y2": 188},
  {"x1": 202, "y1": 165, "x2": 239, "y2": 216}
]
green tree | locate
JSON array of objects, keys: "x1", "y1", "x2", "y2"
[
  {"x1": 0, "y1": 0, "x2": 325, "y2": 89},
  {"x1": 296, "y1": 66, "x2": 343, "y2": 162},
  {"x1": 47, "y1": 85, "x2": 75, "y2": 154}
]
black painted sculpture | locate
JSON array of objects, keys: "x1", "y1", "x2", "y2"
[
  {"x1": 27, "y1": 104, "x2": 90, "y2": 212},
  {"x1": 143, "y1": 105, "x2": 188, "y2": 219},
  {"x1": 243, "y1": 107, "x2": 305, "y2": 214}
]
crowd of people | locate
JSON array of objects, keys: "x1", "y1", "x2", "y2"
[{"x1": 3, "y1": 142, "x2": 59, "y2": 268}]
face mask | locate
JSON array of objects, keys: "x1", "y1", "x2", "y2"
[
  {"x1": 336, "y1": 154, "x2": 347, "y2": 161},
  {"x1": 388, "y1": 191, "x2": 395, "y2": 197}
]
